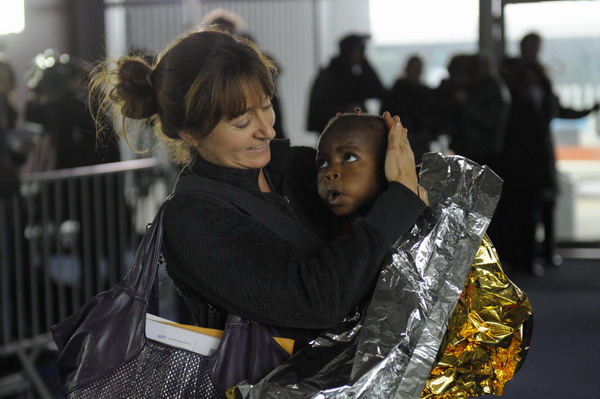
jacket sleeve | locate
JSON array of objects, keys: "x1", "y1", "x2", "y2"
[{"x1": 163, "y1": 183, "x2": 425, "y2": 330}]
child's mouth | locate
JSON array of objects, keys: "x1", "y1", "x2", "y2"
[{"x1": 327, "y1": 188, "x2": 343, "y2": 204}]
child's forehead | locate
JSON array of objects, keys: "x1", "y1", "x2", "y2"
[{"x1": 319, "y1": 127, "x2": 376, "y2": 149}]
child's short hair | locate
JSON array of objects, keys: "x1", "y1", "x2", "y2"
[{"x1": 321, "y1": 113, "x2": 388, "y2": 161}]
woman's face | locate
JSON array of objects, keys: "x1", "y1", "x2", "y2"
[{"x1": 196, "y1": 97, "x2": 276, "y2": 169}]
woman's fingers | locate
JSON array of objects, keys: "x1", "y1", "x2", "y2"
[
  {"x1": 383, "y1": 112, "x2": 419, "y2": 198},
  {"x1": 387, "y1": 117, "x2": 403, "y2": 151},
  {"x1": 384, "y1": 112, "x2": 410, "y2": 153},
  {"x1": 383, "y1": 111, "x2": 393, "y2": 128}
]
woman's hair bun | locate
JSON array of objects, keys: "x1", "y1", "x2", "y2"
[{"x1": 116, "y1": 57, "x2": 158, "y2": 119}]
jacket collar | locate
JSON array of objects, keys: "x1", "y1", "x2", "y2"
[{"x1": 186, "y1": 139, "x2": 292, "y2": 194}]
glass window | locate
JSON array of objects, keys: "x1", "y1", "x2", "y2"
[
  {"x1": 369, "y1": 0, "x2": 479, "y2": 88},
  {"x1": 0, "y1": 0, "x2": 25, "y2": 34}
]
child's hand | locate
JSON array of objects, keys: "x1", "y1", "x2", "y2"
[{"x1": 383, "y1": 112, "x2": 423, "y2": 202}]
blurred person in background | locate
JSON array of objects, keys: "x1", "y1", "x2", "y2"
[
  {"x1": 307, "y1": 33, "x2": 385, "y2": 134},
  {"x1": 23, "y1": 49, "x2": 120, "y2": 173},
  {"x1": 0, "y1": 55, "x2": 35, "y2": 196},
  {"x1": 19, "y1": 51, "x2": 125, "y2": 300},
  {"x1": 380, "y1": 54, "x2": 436, "y2": 163},
  {"x1": 432, "y1": 52, "x2": 510, "y2": 171},
  {"x1": 495, "y1": 32, "x2": 599, "y2": 276}
]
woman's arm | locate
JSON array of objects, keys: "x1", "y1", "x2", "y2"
[
  {"x1": 164, "y1": 186, "x2": 424, "y2": 330},
  {"x1": 165, "y1": 116, "x2": 426, "y2": 330}
]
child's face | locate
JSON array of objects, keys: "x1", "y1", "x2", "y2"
[{"x1": 316, "y1": 128, "x2": 386, "y2": 216}]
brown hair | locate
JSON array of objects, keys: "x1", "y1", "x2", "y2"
[{"x1": 88, "y1": 26, "x2": 277, "y2": 164}]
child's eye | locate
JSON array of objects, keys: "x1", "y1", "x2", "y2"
[
  {"x1": 261, "y1": 101, "x2": 273, "y2": 110},
  {"x1": 316, "y1": 158, "x2": 328, "y2": 168},
  {"x1": 343, "y1": 153, "x2": 358, "y2": 163}
]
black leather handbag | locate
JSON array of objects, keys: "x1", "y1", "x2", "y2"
[{"x1": 51, "y1": 177, "x2": 326, "y2": 398}]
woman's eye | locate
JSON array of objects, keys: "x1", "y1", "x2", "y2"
[
  {"x1": 261, "y1": 101, "x2": 273, "y2": 110},
  {"x1": 316, "y1": 158, "x2": 328, "y2": 168},
  {"x1": 343, "y1": 153, "x2": 358, "y2": 163},
  {"x1": 234, "y1": 117, "x2": 251, "y2": 129}
]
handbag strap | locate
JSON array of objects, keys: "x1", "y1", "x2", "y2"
[
  {"x1": 120, "y1": 200, "x2": 167, "y2": 301},
  {"x1": 174, "y1": 175, "x2": 327, "y2": 255}
]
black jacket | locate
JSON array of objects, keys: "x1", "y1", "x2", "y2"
[
  {"x1": 307, "y1": 57, "x2": 384, "y2": 133},
  {"x1": 163, "y1": 139, "x2": 425, "y2": 346}
]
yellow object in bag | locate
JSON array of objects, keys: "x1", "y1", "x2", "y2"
[{"x1": 146, "y1": 313, "x2": 295, "y2": 357}]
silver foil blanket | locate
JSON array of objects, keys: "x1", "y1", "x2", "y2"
[{"x1": 234, "y1": 153, "x2": 503, "y2": 399}]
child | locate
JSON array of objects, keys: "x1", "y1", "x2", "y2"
[
  {"x1": 316, "y1": 112, "x2": 532, "y2": 398},
  {"x1": 316, "y1": 113, "x2": 388, "y2": 233},
  {"x1": 316, "y1": 112, "x2": 429, "y2": 237}
]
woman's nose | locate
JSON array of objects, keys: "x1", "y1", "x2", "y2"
[{"x1": 255, "y1": 111, "x2": 276, "y2": 139}]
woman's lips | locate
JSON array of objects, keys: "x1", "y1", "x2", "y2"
[{"x1": 247, "y1": 143, "x2": 268, "y2": 152}]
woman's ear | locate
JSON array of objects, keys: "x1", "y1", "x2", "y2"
[{"x1": 179, "y1": 131, "x2": 197, "y2": 146}]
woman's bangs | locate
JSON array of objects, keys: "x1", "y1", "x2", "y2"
[{"x1": 220, "y1": 74, "x2": 272, "y2": 119}]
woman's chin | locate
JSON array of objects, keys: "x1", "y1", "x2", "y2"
[{"x1": 239, "y1": 150, "x2": 271, "y2": 169}]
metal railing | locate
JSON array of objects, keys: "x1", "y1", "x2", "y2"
[{"x1": 0, "y1": 157, "x2": 172, "y2": 398}]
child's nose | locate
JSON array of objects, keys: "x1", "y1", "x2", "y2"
[{"x1": 325, "y1": 170, "x2": 340, "y2": 181}]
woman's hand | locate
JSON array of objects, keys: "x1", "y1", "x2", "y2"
[{"x1": 383, "y1": 112, "x2": 429, "y2": 206}]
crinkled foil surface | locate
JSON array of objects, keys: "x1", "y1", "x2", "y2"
[
  {"x1": 233, "y1": 153, "x2": 520, "y2": 399},
  {"x1": 421, "y1": 235, "x2": 532, "y2": 398}
]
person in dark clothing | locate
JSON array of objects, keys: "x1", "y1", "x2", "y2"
[
  {"x1": 24, "y1": 50, "x2": 121, "y2": 171},
  {"x1": 0, "y1": 56, "x2": 25, "y2": 196},
  {"x1": 493, "y1": 32, "x2": 599, "y2": 275},
  {"x1": 380, "y1": 55, "x2": 436, "y2": 164},
  {"x1": 307, "y1": 33, "x2": 385, "y2": 134},
  {"x1": 433, "y1": 53, "x2": 510, "y2": 170},
  {"x1": 0, "y1": 56, "x2": 37, "y2": 343},
  {"x1": 88, "y1": 25, "x2": 426, "y2": 373}
]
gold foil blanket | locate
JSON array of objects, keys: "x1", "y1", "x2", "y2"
[{"x1": 422, "y1": 235, "x2": 532, "y2": 398}]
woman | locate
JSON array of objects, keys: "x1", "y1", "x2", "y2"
[{"x1": 90, "y1": 26, "x2": 426, "y2": 352}]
